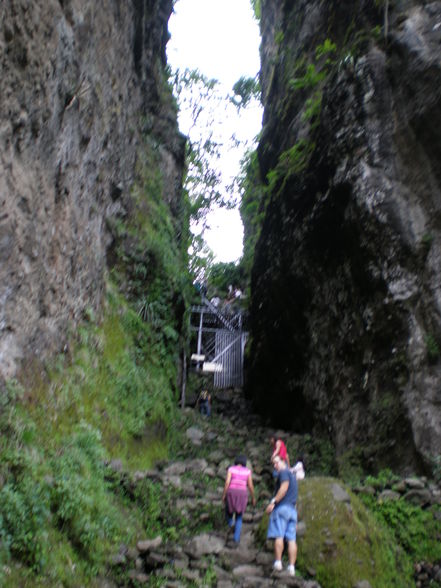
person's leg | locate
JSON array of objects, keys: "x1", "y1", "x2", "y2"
[
  {"x1": 287, "y1": 540, "x2": 297, "y2": 565},
  {"x1": 285, "y1": 507, "x2": 297, "y2": 575},
  {"x1": 233, "y1": 512, "x2": 243, "y2": 543},
  {"x1": 225, "y1": 504, "x2": 234, "y2": 529},
  {"x1": 274, "y1": 537, "x2": 284, "y2": 562}
]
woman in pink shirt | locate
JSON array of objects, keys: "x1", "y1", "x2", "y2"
[{"x1": 222, "y1": 455, "x2": 256, "y2": 545}]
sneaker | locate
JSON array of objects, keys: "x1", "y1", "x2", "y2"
[
  {"x1": 287, "y1": 564, "x2": 295, "y2": 576},
  {"x1": 273, "y1": 560, "x2": 282, "y2": 572}
]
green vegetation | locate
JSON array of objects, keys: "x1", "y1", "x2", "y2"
[
  {"x1": 238, "y1": 39, "x2": 338, "y2": 287},
  {"x1": 230, "y1": 75, "x2": 260, "y2": 110},
  {"x1": 288, "y1": 63, "x2": 327, "y2": 91},
  {"x1": 255, "y1": 478, "x2": 413, "y2": 587},
  {"x1": 425, "y1": 333, "x2": 440, "y2": 363},
  {"x1": 250, "y1": 0, "x2": 261, "y2": 21},
  {"x1": 298, "y1": 478, "x2": 413, "y2": 588},
  {"x1": 238, "y1": 148, "x2": 266, "y2": 291},
  {"x1": 356, "y1": 470, "x2": 441, "y2": 566},
  {"x1": 206, "y1": 261, "x2": 245, "y2": 299},
  {"x1": 288, "y1": 38, "x2": 336, "y2": 92},
  {"x1": 302, "y1": 90, "x2": 322, "y2": 125},
  {"x1": 0, "y1": 114, "x2": 192, "y2": 584},
  {"x1": 275, "y1": 30, "x2": 284, "y2": 45},
  {"x1": 433, "y1": 455, "x2": 441, "y2": 484},
  {"x1": 360, "y1": 495, "x2": 441, "y2": 563},
  {"x1": 0, "y1": 286, "x2": 182, "y2": 585},
  {"x1": 172, "y1": 67, "x2": 245, "y2": 280},
  {"x1": 266, "y1": 138, "x2": 316, "y2": 195}
]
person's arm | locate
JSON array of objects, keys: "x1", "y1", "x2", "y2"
[
  {"x1": 222, "y1": 470, "x2": 232, "y2": 502},
  {"x1": 286, "y1": 450, "x2": 290, "y2": 467},
  {"x1": 265, "y1": 480, "x2": 289, "y2": 514},
  {"x1": 247, "y1": 474, "x2": 256, "y2": 506},
  {"x1": 271, "y1": 439, "x2": 281, "y2": 460}
]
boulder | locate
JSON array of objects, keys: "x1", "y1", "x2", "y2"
[
  {"x1": 185, "y1": 533, "x2": 225, "y2": 558},
  {"x1": 136, "y1": 536, "x2": 162, "y2": 553}
]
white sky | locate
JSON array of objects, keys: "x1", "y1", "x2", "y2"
[{"x1": 167, "y1": 0, "x2": 262, "y2": 263}]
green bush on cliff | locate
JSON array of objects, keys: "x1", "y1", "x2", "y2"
[
  {"x1": 266, "y1": 138, "x2": 316, "y2": 196},
  {"x1": 0, "y1": 132, "x2": 190, "y2": 584},
  {"x1": 359, "y1": 493, "x2": 441, "y2": 563},
  {"x1": 0, "y1": 288, "x2": 182, "y2": 584}
]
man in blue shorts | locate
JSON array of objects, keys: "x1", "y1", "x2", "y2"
[{"x1": 266, "y1": 455, "x2": 298, "y2": 576}]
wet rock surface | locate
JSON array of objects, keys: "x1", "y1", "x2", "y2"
[
  {"x1": 0, "y1": 0, "x2": 184, "y2": 381},
  {"x1": 247, "y1": 0, "x2": 441, "y2": 472}
]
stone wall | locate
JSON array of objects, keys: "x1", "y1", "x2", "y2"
[
  {"x1": 246, "y1": 0, "x2": 441, "y2": 473},
  {"x1": 0, "y1": 0, "x2": 184, "y2": 380}
]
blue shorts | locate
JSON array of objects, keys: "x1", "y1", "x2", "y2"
[{"x1": 267, "y1": 504, "x2": 297, "y2": 541}]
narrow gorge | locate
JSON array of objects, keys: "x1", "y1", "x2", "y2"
[{"x1": 0, "y1": 0, "x2": 440, "y2": 586}]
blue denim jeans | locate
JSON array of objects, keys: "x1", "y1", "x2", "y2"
[
  {"x1": 199, "y1": 400, "x2": 211, "y2": 416},
  {"x1": 225, "y1": 505, "x2": 243, "y2": 543}
]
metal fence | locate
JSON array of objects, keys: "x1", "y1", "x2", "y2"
[{"x1": 213, "y1": 330, "x2": 248, "y2": 388}]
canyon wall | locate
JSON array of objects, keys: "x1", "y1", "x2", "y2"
[
  {"x1": 0, "y1": 0, "x2": 185, "y2": 381},
  {"x1": 246, "y1": 0, "x2": 441, "y2": 473}
]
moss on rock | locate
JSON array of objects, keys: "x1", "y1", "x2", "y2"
[{"x1": 297, "y1": 477, "x2": 413, "y2": 587}]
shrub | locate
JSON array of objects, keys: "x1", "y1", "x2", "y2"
[
  {"x1": 0, "y1": 478, "x2": 50, "y2": 569},
  {"x1": 360, "y1": 495, "x2": 441, "y2": 562},
  {"x1": 425, "y1": 333, "x2": 440, "y2": 363}
]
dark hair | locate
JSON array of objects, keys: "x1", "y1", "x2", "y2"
[{"x1": 234, "y1": 454, "x2": 247, "y2": 467}]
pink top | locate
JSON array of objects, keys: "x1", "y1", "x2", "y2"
[
  {"x1": 278, "y1": 440, "x2": 288, "y2": 461},
  {"x1": 228, "y1": 465, "x2": 251, "y2": 491},
  {"x1": 272, "y1": 439, "x2": 288, "y2": 461}
]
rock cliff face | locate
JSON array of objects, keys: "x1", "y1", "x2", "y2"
[
  {"x1": 247, "y1": 0, "x2": 441, "y2": 473},
  {"x1": 0, "y1": 0, "x2": 184, "y2": 380}
]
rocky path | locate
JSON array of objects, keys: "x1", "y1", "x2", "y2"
[{"x1": 110, "y1": 389, "x2": 321, "y2": 587}]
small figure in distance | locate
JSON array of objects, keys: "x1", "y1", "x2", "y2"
[
  {"x1": 222, "y1": 454, "x2": 256, "y2": 547},
  {"x1": 196, "y1": 389, "x2": 211, "y2": 417},
  {"x1": 270, "y1": 435, "x2": 290, "y2": 467},
  {"x1": 266, "y1": 455, "x2": 298, "y2": 577}
]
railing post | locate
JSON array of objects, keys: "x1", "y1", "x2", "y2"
[
  {"x1": 197, "y1": 309, "x2": 204, "y2": 370},
  {"x1": 181, "y1": 350, "x2": 187, "y2": 409}
]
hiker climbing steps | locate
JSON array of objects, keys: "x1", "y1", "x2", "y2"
[
  {"x1": 108, "y1": 389, "x2": 441, "y2": 587},
  {"x1": 108, "y1": 389, "x2": 317, "y2": 586}
]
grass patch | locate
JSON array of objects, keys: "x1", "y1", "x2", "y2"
[{"x1": 0, "y1": 283, "x2": 182, "y2": 584}]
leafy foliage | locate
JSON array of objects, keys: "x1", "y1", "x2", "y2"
[
  {"x1": 425, "y1": 333, "x2": 440, "y2": 363},
  {"x1": 238, "y1": 148, "x2": 266, "y2": 291},
  {"x1": 172, "y1": 69, "x2": 228, "y2": 226},
  {"x1": 288, "y1": 63, "x2": 327, "y2": 91},
  {"x1": 360, "y1": 494, "x2": 441, "y2": 562},
  {"x1": 0, "y1": 130, "x2": 191, "y2": 580},
  {"x1": 250, "y1": 0, "x2": 261, "y2": 21},
  {"x1": 206, "y1": 261, "x2": 245, "y2": 299},
  {"x1": 266, "y1": 138, "x2": 316, "y2": 195},
  {"x1": 230, "y1": 75, "x2": 260, "y2": 111}
]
